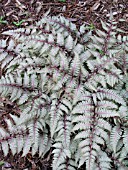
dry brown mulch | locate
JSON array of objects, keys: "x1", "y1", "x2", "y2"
[
  {"x1": 0, "y1": 0, "x2": 128, "y2": 36},
  {"x1": 0, "y1": 0, "x2": 128, "y2": 169}
]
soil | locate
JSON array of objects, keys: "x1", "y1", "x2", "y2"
[{"x1": 0, "y1": 0, "x2": 128, "y2": 169}]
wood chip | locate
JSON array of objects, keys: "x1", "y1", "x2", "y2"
[
  {"x1": 15, "y1": 0, "x2": 26, "y2": 9},
  {"x1": 4, "y1": 0, "x2": 11, "y2": 6},
  {"x1": 91, "y1": 1, "x2": 101, "y2": 11}
]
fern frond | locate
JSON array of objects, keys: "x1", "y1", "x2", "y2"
[
  {"x1": 93, "y1": 151, "x2": 112, "y2": 170},
  {"x1": 52, "y1": 142, "x2": 70, "y2": 170},
  {"x1": 0, "y1": 14, "x2": 128, "y2": 170},
  {"x1": 110, "y1": 126, "x2": 122, "y2": 153},
  {"x1": 0, "y1": 117, "x2": 27, "y2": 156}
]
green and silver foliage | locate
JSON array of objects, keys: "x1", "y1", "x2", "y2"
[{"x1": 0, "y1": 14, "x2": 128, "y2": 170}]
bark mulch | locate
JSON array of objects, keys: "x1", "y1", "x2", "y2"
[{"x1": 0, "y1": 0, "x2": 128, "y2": 169}]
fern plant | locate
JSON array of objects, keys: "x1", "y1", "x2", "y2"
[{"x1": 0, "y1": 13, "x2": 128, "y2": 170}]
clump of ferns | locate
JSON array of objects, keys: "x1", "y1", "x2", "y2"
[{"x1": 0, "y1": 12, "x2": 128, "y2": 170}]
